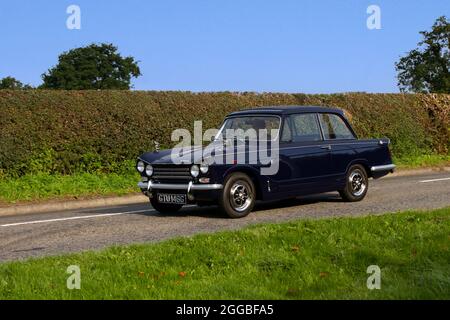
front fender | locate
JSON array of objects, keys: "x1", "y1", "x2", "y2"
[{"x1": 221, "y1": 164, "x2": 267, "y2": 200}]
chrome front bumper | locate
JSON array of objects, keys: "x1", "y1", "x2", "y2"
[
  {"x1": 137, "y1": 181, "x2": 223, "y2": 192},
  {"x1": 371, "y1": 164, "x2": 396, "y2": 172},
  {"x1": 138, "y1": 181, "x2": 223, "y2": 201}
]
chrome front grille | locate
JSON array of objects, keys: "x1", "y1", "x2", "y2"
[{"x1": 152, "y1": 165, "x2": 192, "y2": 183}]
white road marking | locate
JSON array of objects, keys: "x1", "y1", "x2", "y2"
[
  {"x1": 0, "y1": 210, "x2": 147, "y2": 227},
  {"x1": 419, "y1": 177, "x2": 450, "y2": 183},
  {"x1": 1, "y1": 205, "x2": 197, "y2": 228}
]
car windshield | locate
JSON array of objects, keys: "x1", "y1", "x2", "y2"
[{"x1": 216, "y1": 116, "x2": 281, "y2": 141}]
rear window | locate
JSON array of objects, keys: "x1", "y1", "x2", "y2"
[{"x1": 319, "y1": 113, "x2": 355, "y2": 140}]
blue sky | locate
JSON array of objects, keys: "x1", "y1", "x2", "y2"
[{"x1": 0, "y1": 0, "x2": 448, "y2": 93}]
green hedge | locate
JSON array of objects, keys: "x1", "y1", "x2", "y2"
[{"x1": 0, "y1": 91, "x2": 449, "y2": 177}]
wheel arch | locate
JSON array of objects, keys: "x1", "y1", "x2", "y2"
[
  {"x1": 345, "y1": 159, "x2": 372, "y2": 178},
  {"x1": 222, "y1": 165, "x2": 264, "y2": 200}
]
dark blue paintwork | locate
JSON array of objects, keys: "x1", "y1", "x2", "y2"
[{"x1": 137, "y1": 106, "x2": 394, "y2": 202}]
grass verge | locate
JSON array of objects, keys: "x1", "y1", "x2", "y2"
[
  {"x1": 394, "y1": 154, "x2": 450, "y2": 169},
  {"x1": 0, "y1": 207, "x2": 449, "y2": 299},
  {"x1": 0, "y1": 171, "x2": 139, "y2": 205},
  {"x1": 0, "y1": 154, "x2": 449, "y2": 204}
]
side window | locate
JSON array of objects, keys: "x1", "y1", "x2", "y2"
[
  {"x1": 289, "y1": 114, "x2": 322, "y2": 142},
  {"x1": 319, "y1": 113, "x2": 355, "y2": 140}
]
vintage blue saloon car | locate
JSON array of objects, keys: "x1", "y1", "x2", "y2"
[{"x1": 137, "y1": 106, "x2": 395, "y2": 218}]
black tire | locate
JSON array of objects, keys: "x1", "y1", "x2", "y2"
[
  {"x1": 150, "y1": 197, "x2": 183, "y2": 214},
  {"x1": 219, "y1": 172, "x2": 256, "y2": 218},
  {"x1": 339, "y1": 164, "x2": 369, "y2": 202}
]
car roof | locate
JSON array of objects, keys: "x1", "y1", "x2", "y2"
[{"x1": 227, "y1": 105, "x2": 344, "y2": 117}]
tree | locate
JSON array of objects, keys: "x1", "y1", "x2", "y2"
[
  {"x1": 395, "y1": 16, "x2": 450, "y2": 93},
  {"x1": 0, "y1": 76, "x2": 32, "y2": 90},
  {"x1": 41, "y1": 43, "x2": 141, "y2": 90}
]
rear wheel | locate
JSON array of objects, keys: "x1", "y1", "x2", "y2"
[
  {"x1": 339, "y1": 164, "x2": 368, "y2": 202},
  {"x1": 219, "y1": 172, "x2": 256, "y2": 218},
  {"x1": 150, "y1": 197, "x2": 183, "y2": 213}
]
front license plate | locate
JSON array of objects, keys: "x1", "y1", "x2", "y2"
[{"x1": 157, "y1": 193, "x2": 187, "y2": 205}]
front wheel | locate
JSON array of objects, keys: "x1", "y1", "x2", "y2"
[
  {"x1": 339, "y1": 164, "x2": 369, "y2": 202},
  {"x1": 150, "y1": 197, "x2": 183, "y2": 214},
  {"x1": 219, "y1": 172, "x2": 256, "y2": 218}
]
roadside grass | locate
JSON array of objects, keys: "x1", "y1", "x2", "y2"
[
  {"x1": 0, "y1": 171, "x2": 138, "y2": 204},
  {"x1": 0, "y1": 208, "x2": 449, "y2": 300},
  {"x1": 394, "y1": 154, "x2": 450, "y2": 169},
  {"x1": 0, "y1": 154, "x2": 449, "y2": 204}
]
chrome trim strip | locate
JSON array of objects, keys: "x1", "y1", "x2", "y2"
[
  {"x1": 138, "y1": 181, "x2": 223, "y2": 191},
  {"x1": 371, "y1": 164, "x2": 396, "y2": 172},
  {"x1": 190, "y1": 184, "x2": 224, "y2": 190}
]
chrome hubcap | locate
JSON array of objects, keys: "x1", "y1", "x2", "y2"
[
  {"x1": 349, "y1": 170, "x2": 366, "y2": 196},
  {"x1": 229, "y1": 181, "x2": 252, "y2": 212}
]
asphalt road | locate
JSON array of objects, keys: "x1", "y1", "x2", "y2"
[{"x1": 1, "y1": 172, "x2": 449, "y2": 262}]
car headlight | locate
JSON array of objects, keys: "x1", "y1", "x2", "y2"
[
  {"x1": 190, "y1": 165, "x2": 200, "y2": 177},
  {"x1": 200, "y1": 163, "x2": 209, "y2": 174},
  {"x1": 137, "y1": 161, "x2": 145, "y2": 173},
  {"x1": 145, "y1": 164, "x2": 153, "y2": 177}
]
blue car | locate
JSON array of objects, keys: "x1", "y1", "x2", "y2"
[{"x1": 137, "y1": 106, "x2": 395, "y2": 218}]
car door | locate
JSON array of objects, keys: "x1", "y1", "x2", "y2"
[
  {"x1": 317, "y1": 113, "x2": 357, "y2": 183},
  {"x1": 275, "y1": 113, "x2": 335, "y2": 195}
]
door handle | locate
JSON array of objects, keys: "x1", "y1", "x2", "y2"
[{"x1": 321, "y1": 145, "x2": 332, "y2": 150}]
